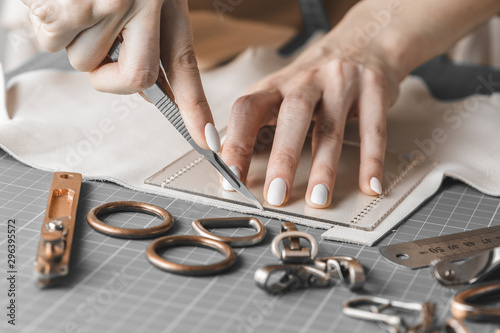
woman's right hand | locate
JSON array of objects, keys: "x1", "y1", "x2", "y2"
[{"x1": 21, "y1": 0, "x2": 221, "y2": 152}]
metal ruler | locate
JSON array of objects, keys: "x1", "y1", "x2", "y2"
[{"x1": 379, "y1": 226, "x2": 500, "y2": 268}]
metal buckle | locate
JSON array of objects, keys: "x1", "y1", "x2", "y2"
[
  {"x1": 191, "y1": 217, "x2": 266, "y2": 247},
  {"x1": 254, "y1": 264, "x2": 332, "y2": 295},
  {"x1": 314, "y1": 256, "x2": 365, "y2": 290},
  {"x1": 343, "y1": 297, "x2": 436, "y2": 333},
  {"x1": 271, "y1": 222, "x2": 318, "y2": 263}
]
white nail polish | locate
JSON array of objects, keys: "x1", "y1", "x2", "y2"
[
  {"x1": 370, "y1": 177, "x2": 382, "y2": 195},
  {"x1": 267, "y1": 178, "x2": 286, "y2": 206},
  {"x1": 222, "y1": 166, "x2": 240, "y2": 191},
  {"x1": 310, "y1": 184, "x2": 328, "y2": 206},
  {"x1": 204, "y1": 123, "x2": 221, "y2": 153}
]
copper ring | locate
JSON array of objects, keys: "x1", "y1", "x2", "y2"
[
  {"x1": 192, "y1": 217, "x2": 266, "y2": 247},
  {"x1": 146, "y1": 235, "x2": 236, "y2": 275},
  {"x1": 451, "y1": 281, "x2": 500, "y2": 321},
  {"x1": 87, "y1": 201, "x2": 173, "y2": 239}
]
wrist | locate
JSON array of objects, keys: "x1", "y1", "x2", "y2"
[{"x1": 327, "y1": 1, "x2": 427, "y2": 81}]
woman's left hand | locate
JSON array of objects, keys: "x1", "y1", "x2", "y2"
[{"x1": 220, "y1": 2, "x2": 406, "y2": 208}]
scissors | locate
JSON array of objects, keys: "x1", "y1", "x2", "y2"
[{"x1": 107, "y1": 39, "x2": 263, "y2": 210}]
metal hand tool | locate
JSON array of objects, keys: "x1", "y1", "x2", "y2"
[
  {"x1": 432, "y1": 247, "x2": 500, "y2": 288},
  {"x1": 343, "y1": 297, "x2": 436, "y2": 333},
  {"x1": 192, "y1": 217, "x2": 266, "y2": 247},
  {"x1": 87, "y1": 201, "x2": 173, "y2": 239},
  {"x1": 107, "y1": 39, "x2": 263, "y2": 210},
  {"x1": 34, "y1": 172, "x2": 82, "y2": 288},
  {"x1": 379, "y1": 226, "x2": 500, "y2": 269}
]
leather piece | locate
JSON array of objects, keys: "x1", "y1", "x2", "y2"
[
  {"x1": 2, "y1": 26, "x2": 500, "y2": 245},
  {"x1": 147, "y1": 139, "x2": 437, "y2": 231}
]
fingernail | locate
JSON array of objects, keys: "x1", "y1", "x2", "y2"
[
  {"x1": 370, "y1": 177, "x2": 382, "y2": 195},
  {"x1": 222, "y1": 166, "x2": 240, "y2": 192},
  {"x1": 310, "y1": 184, "x2": 328, "y2": 206},
  {"x1": 204, "y1": 123, "x2": 221, "y2": 153},
  {"x1": 267, "y1": 178, "x2": 286, "y2": 206}
]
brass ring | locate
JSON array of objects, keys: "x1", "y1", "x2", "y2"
[
  {"x1": 451, "y1": 281, "x2": 500, "y2": 321},
  {"x1": 87, "y1": 201, "x2": 173, "y2": 239},
  {"x1": 146, "y1": 235, "x2": 236, "y2": 275},
  {"x1": 192, "y1": 217, "x2": 266, "y2": 247}
]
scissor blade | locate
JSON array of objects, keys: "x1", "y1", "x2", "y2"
[{"x1": 205, "y1": 151, "x2": 263, "y2": 210}]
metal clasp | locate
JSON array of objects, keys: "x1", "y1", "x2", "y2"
[
  {"x1": 271, "y1": 222, "x2": 318, "y2": 264},
  {"x1": 343, "y1": 297, "x2": 436, "y2": 333},
  {"x1": 314, "y1": 256, "x2": 365, "y2": 290},
  {"x1": 254, "y1": 264, "x2": 332, "y2": 295}
]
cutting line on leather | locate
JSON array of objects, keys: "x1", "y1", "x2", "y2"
[
  {"x1": 157, "y1": 141, "x2": 437, "y2": 230},
  {"x1": 158, "y1": 128, "x2": 229, "y2": 187},
  {"x1": 350, "y1": 157, "x2": 438, "y2": 229},
  {"x1": 161, "y1": 156, "x2": 204, "y2": 187}
]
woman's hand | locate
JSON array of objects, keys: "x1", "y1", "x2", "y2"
[
  {"x1": 221, "y1": 0, "x2": 500, "y2": 208},
  {"x1": 21, "y1": 0, "x2": 220, "y2": 152},
  {"x1": 221, "y1": 36, "x2": 400, "y2": 207}
]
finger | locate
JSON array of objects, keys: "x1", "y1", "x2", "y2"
[
  {"x1": 28, "y1": 0, "x2": 99, "y2": 52},
  {"x1": 87, "y1": 6, "x2": 161, "y2": 94},
  {"x1": 159, "y1": 1, "x2": 218, "y2": 152},
  {"x1": 265, "y1": 85, "x2": 321, "y2": 206},
  {"x1": 221, "y1": 90, "x2": 282, "y2": 191},
  {"x1": 305, "y1": 67, "x2": 358, "y2": 208},
  {"x1": 358, "y1": 70, "x2": 388, "y2": 196}
]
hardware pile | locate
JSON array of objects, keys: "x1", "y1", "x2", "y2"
[{"x1": 34, "y1": 172, "x2": 500, "y2": 332}]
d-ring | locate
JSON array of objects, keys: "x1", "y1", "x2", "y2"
[
  {"x1": 192, "y1": 217, "x2": 266, "y2": 247},
  {"x1": 87, "y1": 201, "x2": 173, "y2": 239},
  {"x1": 271, "y1": 231, "x2": 318, "y2": 262},
  {"x1": 146, "y1": 235, "x2": 236, "y2": 275}
]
